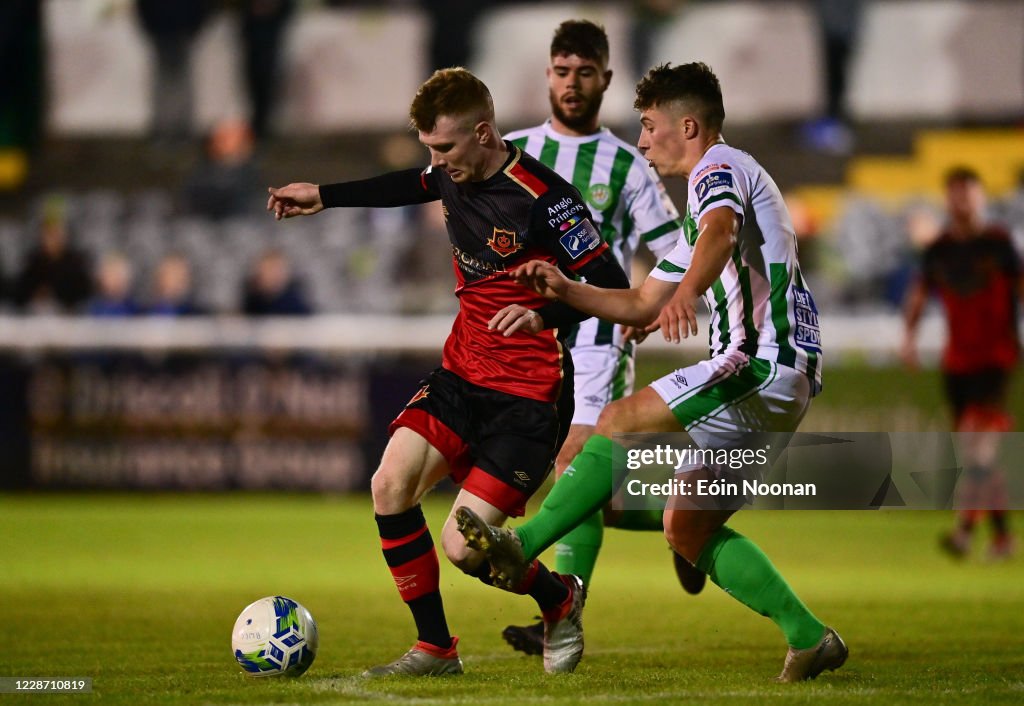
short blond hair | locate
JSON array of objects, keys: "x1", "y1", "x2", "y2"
[{"x1": 409, "y1": 67, "x2": 495, "y2": 133}]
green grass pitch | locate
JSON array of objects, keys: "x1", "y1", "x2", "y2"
[{"x1": 2, "y1": 364, "x2": 1023, "y2": 704}]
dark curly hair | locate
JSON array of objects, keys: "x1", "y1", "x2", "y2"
[
  {"x1": 634, "y1": 62, "x2": 725, "y2": 132},
  {"x1": 551, "y1": 20, "x2": 609, "y2": 66}
]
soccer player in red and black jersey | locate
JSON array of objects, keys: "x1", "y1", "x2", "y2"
[
  {"x1": 902, "y1": 166, "x2": 1022, "y2": 560},
  {"x1": 267, "y1": 68, "x2": 629, "y2": 676}
]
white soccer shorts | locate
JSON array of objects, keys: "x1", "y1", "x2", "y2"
[
  {"x1": 570, "y1": 343, "x2": 635, "y2": 427},
  {"x1": 649, "y1": 349, "x2": 811, "y2": 478}
]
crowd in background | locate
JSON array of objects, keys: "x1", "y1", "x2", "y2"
[
  {"x1": 2, "y1": 172, "x2": 1023, "y2": 317},
  {"x1": 1, "y1": 0, "x2": 1022, "y2": 317},
  {"x1": 0, "y1": 186, "x2": 453, "y2": 316}
]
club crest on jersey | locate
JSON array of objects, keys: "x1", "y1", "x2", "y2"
[
  {"x1": 559, "y1": 218, "x2": 601, "y2": 260},
  {"x1": 587, "y1": 183, "x2": 612, "y2": 209},
  {"x1": 488, "y1": 227, "x2": 524, "y2": 257}
]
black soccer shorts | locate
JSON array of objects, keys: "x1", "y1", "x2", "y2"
[{"x1": 389, "y1": 367, "x2": 574, "y2": 516}]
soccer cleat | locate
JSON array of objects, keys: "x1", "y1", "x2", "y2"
[
  {"x1": 672, "y1": 549, "x2": 707, "y2": 595},
  {"x1": 362, "y1": 638, "x2": 463, "y2": 677},
  {"x1": 455, "y1": 506, "x2": 530, "y2": 590},
  {"x1": 542, "y1": 574, "x2": 586, "y2": 674},
  {"x1": 502, "y1": 619, "x2": 544, "y2": 657},
  {"x1": 989, "y1": 534, "x2": 1016, "y2": 561},
  {"x1": 940, "y1": 529, "x2": 971, "y2": 559},
  {"x1": 776, "y1": 627, "x2": 848, "y2": 682}
]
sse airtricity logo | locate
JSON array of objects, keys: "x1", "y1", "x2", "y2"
[
  {"x1": 559, "y1": 218, "x2": 601, "y2": 259},
  {"x1": 695, "y1": 171, "x2": 734, "y2": 202}
]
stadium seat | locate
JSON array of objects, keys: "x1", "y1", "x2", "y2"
[
  {"x1": 649, "y1": 0, "x2": 823, "y2": 123},
  {"x1": 277, "y1": 7, "x2": 428, "y2": 132},
  {"x1": 848, "y1": 0, "x2": 1024, "y2": 120}
]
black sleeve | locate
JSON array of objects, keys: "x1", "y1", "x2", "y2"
[
  {"x1": 536, "y1": 255, "x2": 630, "y2": 330},
  {"x1": 318, "y1": 168, "x2": 439, "y2": 208},
  {"x1": 530, "y1": 186, "x2": 630, "y2": 330}
]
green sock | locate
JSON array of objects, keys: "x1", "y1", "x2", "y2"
[
  {"x1": 696, "y1": 525, "x2": 825, "y2": 649},
  {"x1": 517, "y1": 435, "x2": 622, "y2": 560},
  {"x1": 613, "y1": 506, "x2": 664, "y2": 531},
  {"x1": 553, "y1": 511, "x2": 603, "y2": 586}
]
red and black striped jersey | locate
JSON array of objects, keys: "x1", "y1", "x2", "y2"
[{"x1": 320, "y1": 143, "x2": 629, "y2": 402}]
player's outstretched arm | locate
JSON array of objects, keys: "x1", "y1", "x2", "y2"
[
  {"x1": 657, "y1": 207, "x2": 737, "y2": 343},
  {"x1": 267, "y1": 183, "x2": 324, "y2": 220},
  {"x1": 509, "y1": 260, "x2": 677, "y2": 328},
  {"x1": 269, "y1": 169, "x2": 437, "y2": 222}
]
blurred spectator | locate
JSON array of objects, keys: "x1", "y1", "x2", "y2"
[
  {"x1": 833, "y1": 197, "x2": 904, "y2": 308},
  {"x1": 629, "y1": 0, "x2": 686, "y2": 81},
  {"x1": 242, "y1": 248, "x2": 312, "y2": 316},
  {"x1": 886, "y1": 201, "x2": 943, "y2": 306},
  {"x1": 181, "y1": 118, "x2": 263, "y2": 219},
  {"x1": 800, "y1": 0, "x2": 863, "y2": 154},
  {"x1": 239, "y1": 0, "x2": 295, "y2": 140},
  {"x1": 135, "y1": 0, "x2": 211, "y2": 145},
  {"x1": 88, "y1": 252, "x2": 139, "y2": 317},
  {"x1": 0, "y1": 0, "x2": 43, "y2": 192},
  {"x1": 419, "y1": 0, "x2": 489, "y2": 73},
  {"x1": 13, "y1": 198, "x2": 93, "y2": 313},
  {"x1": 147, "y1": 253, "x2": 203, "y2": 316}
]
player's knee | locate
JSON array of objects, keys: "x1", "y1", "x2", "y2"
[
  {"x1": 441, "y1": 534, "x2": 483, "y2": 573},
  {"x1": 369, "y1": 467, "x2": 415, "y2": 512},
  {"x1": 594, "y1": 399, "x2": 635, "y2": 436},
  {"x1": 554, "y1": 447, "x2": 575, "y2": 476}
]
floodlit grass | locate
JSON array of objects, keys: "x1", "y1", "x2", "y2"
[
  {"x1": 3, "y1": 494, "x2": 1023, "y2": 704},
  {"x1": 4, "y1": 364, "x2": 1023, "y2": 703}
]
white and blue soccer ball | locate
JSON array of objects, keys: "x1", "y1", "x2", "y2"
[{"x1": 232, "y1": 596, "x2": 319, "y2": 677}]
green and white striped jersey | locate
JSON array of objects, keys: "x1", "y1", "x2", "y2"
[
  {"x1": 506, "y1": 120, "x2": 684, "y2": 349},
  {"x1": 650, "y1": 143, "x2": 822, "y2": 391}
]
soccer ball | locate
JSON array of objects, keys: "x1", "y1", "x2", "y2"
[{"x1": 231, "y1": 596, "x2": 319, "y2": 677}]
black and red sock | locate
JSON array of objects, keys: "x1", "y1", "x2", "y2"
[
  {"x1": 376, "y1": 505, "x2": 453, "y2": 650},
  {"x1": 512, "y1": 560, "x2": 570, "y2": 615}
]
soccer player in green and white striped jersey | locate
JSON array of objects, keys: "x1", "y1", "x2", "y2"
[
  {"x1": 462, "y1": 62, "x2": 847, "y2": 682},
  {"x1": 500, "y1": 20, "x2": 695, "y2": 657}
]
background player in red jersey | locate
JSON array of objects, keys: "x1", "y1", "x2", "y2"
[
  {"x1": 267, "y1": 68, "x2": 629, "y2": 676},
  {"x1": 902, "y1": 166, "x2": 1022, "y2": 560}
]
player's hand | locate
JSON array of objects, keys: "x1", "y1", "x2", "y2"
[
  {"x1": 510, "y1": 260, "x2": 569, "y2": 300},
  {"x1": 621, "y1": 325, "x2": 650, "y2": 344},
  {"x1": 657, "y1": 285, "x2": 699, "y2": 343},
  {"x1": 488, "y1": 304, "x2": 544, "y2": 337},
  {"x1": 266, "y1": 183, "x2": 324, "y2": 220}
]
